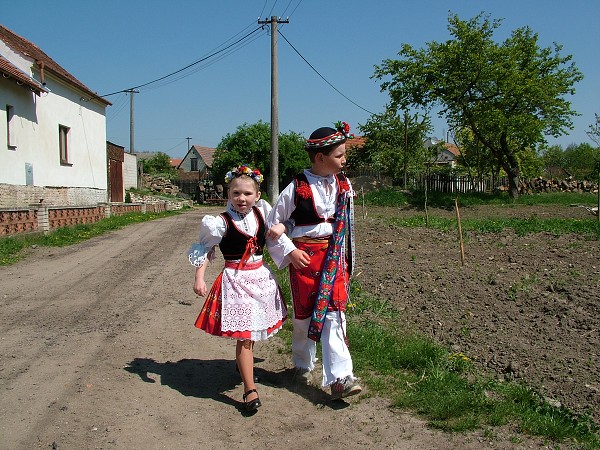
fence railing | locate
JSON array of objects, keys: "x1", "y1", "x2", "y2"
[
  {"x1": 346, "y1": 170, "x2": 507, "y2": 193},
  {"x1": 412, "y1": 174, "x2": 508, "y2": 193}
]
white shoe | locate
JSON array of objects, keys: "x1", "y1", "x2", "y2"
[{"x1": 330, "y1": 376, "x2": 362, "y2": 399}]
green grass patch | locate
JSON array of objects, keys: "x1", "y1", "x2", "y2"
[
  {"x1": 0, "y1": 210, "x2": 181, "y2": 266},
  {"x1": 337, "y1": 280, "x2": 600, "y2": 447},
  {"x1": 384, "y1": 215, "x2": 600, "y2": 237},
  {"x1": 363, "y1": 189, "x2": 598, "y2": 209}
]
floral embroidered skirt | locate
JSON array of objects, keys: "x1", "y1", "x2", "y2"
[{"x1": 195, "y1": 260, "x2": 287, "y2": 340}]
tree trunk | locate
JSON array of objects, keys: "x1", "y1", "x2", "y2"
[
  {"x1": 507, "y1": 165, "x2": 520, "y2": 199},
  {"x1": 499, "y1": 133, "x2": 520, "y2": 199}
]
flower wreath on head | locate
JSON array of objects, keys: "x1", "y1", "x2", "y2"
[{"x1": 224, "y1": 165, "x2": 264, "y2": 185}]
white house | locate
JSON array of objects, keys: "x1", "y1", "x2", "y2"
[
  {"x1": 0, "y1": 25, "x2": 111, "y2": 208},
  {"x1": 423, "y1": 137, "x2": 461, "y2": 168}
]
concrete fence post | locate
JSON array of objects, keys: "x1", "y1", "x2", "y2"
[{"x1": 32, "y1": 204, "x2": 49, "y2": 233}]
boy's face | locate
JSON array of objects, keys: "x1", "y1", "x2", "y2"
[
  {"x1": 318, "y1": 143, "x2": 347, "y2": 175},
  {"x1": 228, "y1": 176, "x2": 261, "y2": 214}
]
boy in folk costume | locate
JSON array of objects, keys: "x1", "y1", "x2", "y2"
[{"x1": 266, "y1": 121, "x2": 362, "y2": 399}]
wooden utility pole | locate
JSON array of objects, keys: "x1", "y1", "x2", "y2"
[
  {"x1": 126, "y1": 89, "x2": 139, "y2": 153},
  {"x1": 258, "y1": 16, "x2": 288, "y2": 201}
]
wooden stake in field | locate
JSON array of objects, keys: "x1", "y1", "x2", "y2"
[
  {"x1": 361, "y1": 186, "x2": 367, "y2": 219},
  {"x1": 455, "y1": 194, "x2": 465, "y2": 266}
]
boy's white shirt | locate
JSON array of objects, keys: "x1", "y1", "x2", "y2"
[{"x1": 266, "y1": 169, "x2": 353, "y2": 269}]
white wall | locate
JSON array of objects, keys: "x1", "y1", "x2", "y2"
[
  {"x1": 123, "y1": 152, "x2": 138, "y2": 189},
  {"x1": 1, "y1": 76, "x2": 107, "y2": 189},
  {"x1": 1, "y1": 48, "x2": 108, "y2": 206}
]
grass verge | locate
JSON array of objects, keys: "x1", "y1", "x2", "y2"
[{"x1": 0, "y1": 210, "x2": 182, "y2": 266}]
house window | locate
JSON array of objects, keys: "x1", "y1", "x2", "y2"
[
  {"x1": 6, "y1": 105, "x2": 16, "y2": 149},
  {"x1": 190, "y1": 157, "x2": 198, "y2": 171},
  {"x1": 59, "y1": 124, "x2": 70, "y2": 165}
]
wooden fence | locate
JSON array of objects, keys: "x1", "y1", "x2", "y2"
[{"x1": 412, "y1": 174, "x2": 508, "y2": 193}]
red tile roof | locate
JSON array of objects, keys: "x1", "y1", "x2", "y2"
[
  {"x1": 346, "y1": 136, "x2": 366, "y2": 149},
  {"x1": 0, "y1": 25, "x2": 110, "y2": 105},
  {"x1": 444, "y1": 143, "x2": 461, "y2": 157},
  {"x1": 0, "y1": 54, "x2": 47, "y2": 95},
  {"x1": 170, "y1": 158, "x2": 183, "y2": 167}
]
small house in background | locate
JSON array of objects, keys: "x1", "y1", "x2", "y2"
[
  {"x1": 424, "y1": 137, "x2": 461, "y2": 168},
  {"x1": 177, "y1": 145, "x2": 216, "y2": 180}
]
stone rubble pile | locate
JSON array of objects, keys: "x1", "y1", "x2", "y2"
[
  {"x1": 516, "y1": 177, "x2": 598, "y2": 195},
  {"x1": 141, "y1": 174, "x2": 180, "y2": 195}
]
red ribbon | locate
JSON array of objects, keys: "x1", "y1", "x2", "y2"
[{"x1": 237, "y1": 236, "x2": 259, "y2": 270}]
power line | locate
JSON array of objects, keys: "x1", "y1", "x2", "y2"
[
  {"x1": 99, "y1": 26, "x2": 263, "y2": 97},
  {"x1": 268, "y1": 0, "x2": 279, "y2": 18},
  {"x1": 287, "y1": 0, "x2": 304, "y2": 19},
  {"x1": 277, "y1": 29, "x2": 375, "y2": 115},
  {"x1": 259, "y1": 0, "x2": 269, "y2": 19},
  {"x1": 140, "y1": 28, "x2": 267, "y2": 93}
]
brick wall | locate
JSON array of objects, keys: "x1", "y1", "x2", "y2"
[
  {"x1": 0, "y1": 201, "x2": 169, "y2": 236},
  {"x1": 0, "y1": 184, "x2": 108, "y2": 208}
]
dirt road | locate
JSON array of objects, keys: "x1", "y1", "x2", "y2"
[{"x1": 0, "y1": 208, "x2": 564, "y2": 449}]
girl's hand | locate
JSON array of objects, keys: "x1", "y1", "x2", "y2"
[
  {"x1": 193, "y1": 278, "x2": 207, "y2": 297},
  {"x1": 289, "y1": 249, "x2": 311, "y2": 269}
]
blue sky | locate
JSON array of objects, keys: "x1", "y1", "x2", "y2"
[{"x1": 4, "y1": 1, "x2": 600, "y2": 157}]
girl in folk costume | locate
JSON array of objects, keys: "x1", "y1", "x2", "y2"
[
  {"x1": 267, "y1": 121, "x2": 362, "y2": 399},
  {"x1": 188, "y1": 165, "x2": 287, "y2": 412}
]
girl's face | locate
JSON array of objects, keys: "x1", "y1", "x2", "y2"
[{"x1": 228, "y1": 176, "x2": 260, "y2": 214}]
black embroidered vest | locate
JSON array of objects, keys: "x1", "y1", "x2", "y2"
[
  {"x1": 218, "y1": 206, "x2": 266, "y2": 261},
  {"x1": 290, "y1": 173, "x2": 348, "y2": 226}
]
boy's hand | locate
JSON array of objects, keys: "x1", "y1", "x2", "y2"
[
  {"x1": 289, "y1": 249, "x2": 311, "y2": 269},
  {"x1": 267, "y1": 222, "x2": 286, "y2": 240}
]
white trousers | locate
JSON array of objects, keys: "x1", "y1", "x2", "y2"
[{"x1": 292, "y1": 311, "x2": 354, "y2": 386}]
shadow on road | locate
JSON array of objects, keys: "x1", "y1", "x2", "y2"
[
  {"x1": 125, "y1": 357, "x2": 248, "y2": 410},
  {"x1": 124, "y1": 357, "x2": 350, "y2": 413}
]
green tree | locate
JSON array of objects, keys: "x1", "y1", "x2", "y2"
[
  {"x1": 143, "y1": 152, "x2": 178, "y2": 178},
  {"x1": 453, "y1": 127, "x2": 498, "y2": 182},
  {"x1": 586, "y1": 113, "x2": 600, "y2": 146},
  {"x1": 212, "y1": 121, "x2": 307, "y2": 198},
  {"x1": 353, "y1": 107, "x2": 431, "y2": 186},
  {"x1": 540, "y1": 144, "x2": 568, "y2": 178},
  {"x1": 373, "y1": 13, "x2": 582, "y2": 198},
  {"x1": 563, "y1": 143, "x2": 598, "y2": 179}
]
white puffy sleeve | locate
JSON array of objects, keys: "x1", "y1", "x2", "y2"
[
  {"x1": 265, "y1": 182, "x2": 297, "y2": 269},
  {"x1": 187, "y1": 214, "x2": 226, "y2": 267}
]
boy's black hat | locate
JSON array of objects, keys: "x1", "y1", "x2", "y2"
[{"x1": 305, "y1": 126, "x2": 347, "y2": 151}]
